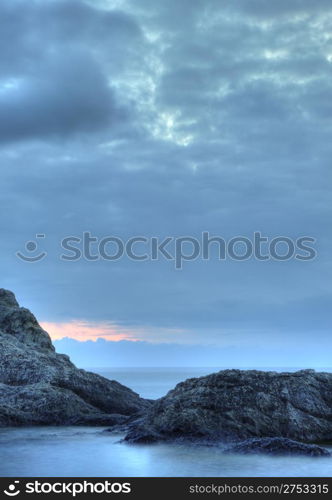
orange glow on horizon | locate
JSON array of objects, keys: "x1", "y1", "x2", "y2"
[{"x1": 40, "y1": 320, "x2": 140, "y2": 342}]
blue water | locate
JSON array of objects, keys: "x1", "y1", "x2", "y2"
[
  {"x1": 0, "y1": 427, "x2": 331, "y2": 477},
  {"x1": 0, "y1": 367, "x2": 331, "y2": 477},
  {"x1": 94, "y1": 366, "x2": 223, "y2": 399}
]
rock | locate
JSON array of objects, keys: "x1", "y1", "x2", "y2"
[
  {"x1": 123, "y1": 419, "x2": 163, "y2": 444},
  {"x1": 224, "y1": 437, "x2": 331, "y2": 457},
  {"x1": 0, "y1": 289, "x2": 54, "y2": 352},
  {"x1": 124, "y1": 369, "x2": 332, "y2": 444},
  {"x1": 0, "y1": 289, "x2": 150, "y2": 426}
]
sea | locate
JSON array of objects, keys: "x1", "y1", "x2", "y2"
[{"x1": 0, "y1": 367, "x2": 331, "y2": 477}]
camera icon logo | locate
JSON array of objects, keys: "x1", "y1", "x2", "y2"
[
  {"x1": 16, "y1": 234, "x2": 47, "y2": 263},
  {"x1": 4, "y1": 481, "x2": 20, "y2": 496}
]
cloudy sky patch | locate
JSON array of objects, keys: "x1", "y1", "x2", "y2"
[{"x1": 0, "y1": 0, "x2": 331, "y2": 356}]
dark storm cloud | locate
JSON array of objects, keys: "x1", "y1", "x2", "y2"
[
  {"x1": 0, "y1": 51, "x2": 126, "y2": 142},
  {"x1": 0, "y1": 0, "x2": 143, "y2": 142},
  {"x1": 0, "y1": 0, "x2": 331, "y2": 354}
]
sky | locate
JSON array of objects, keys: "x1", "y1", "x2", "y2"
[{"x1": 1, "y1": 0, "x2": 331, "y2": 365}]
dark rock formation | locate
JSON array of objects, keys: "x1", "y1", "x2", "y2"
[
  {"x1": 2, "y1": 287, "x2": 332, "y2": 448},
  {"x1": 224, "y1": 437, "x2": 331, "y2": 457},
  {"x1": 124, "y1": 369, "x2": 332, "y2": 444},
  {"x1": 0, "y1": 289, "x2": 150, "y2": 426}
]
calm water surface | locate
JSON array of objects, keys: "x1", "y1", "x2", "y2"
[{"x1": 0, "y1": 427, "x2": 331, "y2": 477}]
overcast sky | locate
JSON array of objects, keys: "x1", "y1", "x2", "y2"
[{"x1": 1, "y1": 0, "x2": 331, "y2": 360}]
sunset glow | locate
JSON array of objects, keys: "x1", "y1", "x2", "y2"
[{"x1": 40, "y1": 321, "x2": 140, "y2": 342}]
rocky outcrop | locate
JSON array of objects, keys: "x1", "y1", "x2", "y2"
[
  {"x1": 224, "y1": 437, "x2": 330, "y2": 457},
  {"x1": 0, "y1": 289, "x2": 150, "y2": 426},
  {"x1": 0, "y1": 289, "x2": 54, "y2": 352},
  {"x1": 124, "y1": 369, "x2": 332, "y2": 444},
  {"x1": 2, "y1": 287, "x2": 332, "y2": 449}
]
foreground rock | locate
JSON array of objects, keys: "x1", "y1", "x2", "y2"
[
  {"x1": 124, "y1": 369, "x2": 332, "y2": 444},
  {"x1": 0, "y1": 289, "x2": 150, "y2": 426},
  {"x1": 225, "y1": 437, "x2": 330, "y2": 457}
]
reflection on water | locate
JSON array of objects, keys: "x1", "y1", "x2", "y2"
[{"x1": 0, "y1": 427, "x2": 331, "y2": 477}]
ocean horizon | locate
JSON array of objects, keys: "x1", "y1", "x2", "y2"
[{"x1": 91, "y1": 366, "x2": 332, "y2": 400}]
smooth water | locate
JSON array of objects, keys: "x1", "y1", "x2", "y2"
[
  {"x1": 94, "y1": 367, "x2": 223, "y2": 399},
  {"x1": 0, "y1": 427, "x2": 331, "y2": 477},
  {"x1": 0, "y1": 367, "x2": 331, "y2": 477}
]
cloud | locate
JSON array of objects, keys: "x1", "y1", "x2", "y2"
[
  {"x1": 41, "y1": 319, "x2": 185, "y2": 342},
  {"x1": 234, "y1": 0, "x2": 332, "y2": 19},
  {"x1": 0, "y1": 0, "x2": 143, "y2": 143},
  {"x1": 40, "y1": 320, "x2": 137, "y2": 341},
  {"x1": 0, "y1": 0, "x2": 331, "y2": 356},
  {"x1": 53, "y1": 337, "x2": 332, "y2": 369},
  {"x1": 0, "y1": 52, "x2": 127, "y2": 143}
]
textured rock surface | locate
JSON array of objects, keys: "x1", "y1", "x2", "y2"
[
  {"x1": 124, "y1": 369, "x2": 332, "y2": 444},
  {"x1": 224, "y1": 437, "x2": 331, "y2": 457},
  {"x1": 0, "y1": 289, "x2": 150, "y2": 426}
]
